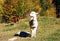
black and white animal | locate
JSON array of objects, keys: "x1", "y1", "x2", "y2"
[{"x1": 29, "y1": 11, "x2": 38, "y2": 38}]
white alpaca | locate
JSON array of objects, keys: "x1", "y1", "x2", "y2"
[{"x1": 29, "y1": 11, "x2": 38, "y2": 38}]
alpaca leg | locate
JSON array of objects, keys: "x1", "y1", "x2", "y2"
[
  {"x1": 31, "y1": 28, "x2": 37, "y2": 38},
  {"x1": 33, "y1": 28, "x2": 36, "y2": 37}
]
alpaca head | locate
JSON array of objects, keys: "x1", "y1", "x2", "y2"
[{"x1": 30, "y1": 11, "x2": 38, "y2": 18}]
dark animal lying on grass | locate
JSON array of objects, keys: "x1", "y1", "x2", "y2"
[{"x1": 14, "y1": 31, "x2": 31, "y2": 37}]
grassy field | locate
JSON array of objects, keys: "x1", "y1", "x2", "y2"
[{"x1": 0, "y1": 17, "x2": 60, "y2": 41}]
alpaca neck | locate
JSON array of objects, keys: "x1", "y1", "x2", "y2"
[{"x1": 31, "y1": 16, "x2": 37, "y2": 21}]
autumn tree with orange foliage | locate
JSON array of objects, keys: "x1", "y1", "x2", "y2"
[{"x1": 0, "y1": 0, "x2": 56, "y2": 23}]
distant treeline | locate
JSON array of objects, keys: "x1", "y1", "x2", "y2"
[{"x1": 0, "y1": 0, "x2": 56, "y2": 23}]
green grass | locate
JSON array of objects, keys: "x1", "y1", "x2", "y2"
[{"x1": 0, "y1": 17, "x2": 60, "y2": 41}]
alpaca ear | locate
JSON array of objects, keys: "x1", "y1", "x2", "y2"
[{"x1": 36, "y1": 13, "x2": 38, "y2": 14}]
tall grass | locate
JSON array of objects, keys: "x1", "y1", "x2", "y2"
[{"x1": 0, "y1": 17, "x2": 60, "y2": 41}]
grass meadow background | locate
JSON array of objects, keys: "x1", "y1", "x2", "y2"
[{"x1": 0, "y1": 17, "x2": 60, "y2": 41}]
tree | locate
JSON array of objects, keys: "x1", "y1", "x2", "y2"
[{"x1": 40, "y1": 0, "x2": 48, "y2": 16}]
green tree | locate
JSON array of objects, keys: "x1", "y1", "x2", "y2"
[{"x1": 40, "y1": 0, "x2": 48, "y2": 16}]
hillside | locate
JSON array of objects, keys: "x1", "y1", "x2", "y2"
[{"x1": 0, "y1": 17, "x2": 60, "y2": 41}]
